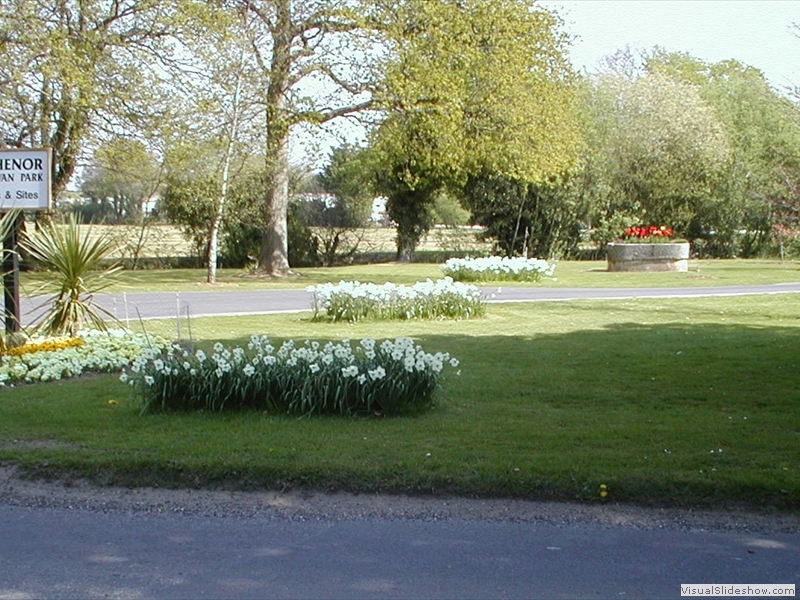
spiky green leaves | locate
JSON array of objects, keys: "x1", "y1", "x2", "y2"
[{"x1": 22, "y1": 215, "x2": 122, "y2": 337}]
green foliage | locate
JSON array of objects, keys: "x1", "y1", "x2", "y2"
[
  {"x1": 463, "y1": 171, "x2": 586, "y2": 258},
  {"x1": 377, "y1": 161, "x2": 441, "y2": 262},
  {"x1": 160, "y1": 145, "x2": 264, "y2": 265},
  {"x1": 211, "y1": 199, "x2": 327, "y2": 270},
  {"x1": 219, "y1": 221, "x2": 262, "y2": 269},
  {"x1": 215, "y1": 199, "x2": 325, "y2": 270},
  {"x1": 160, "y1": 168, "x2": 218, "y2": 260},
  {"x1": 430, "y1": 191, "x2": 470, "y2": 227},
  {"x1": 463, "y1": 172, "x2": 529, "y2": 256},
  {"x1": 377, "y1": 0, "x2": 581, "y2": 183},
  {"x1": 285, "y1": 200, "x2": 320, "y2": 268},
  {"x1": 21, "y1": 215, "x2": 122, "y2": 337},
  {"x1": 578, "y1": 49, "x2": 800, "y2": 258},
  {"x1": 647, "y1": 52, "x2": 800, "y2": 256},
  {"x1": 286, "y1": 145, "x2": 376, "y2": 267},
  {"x1": 161, "y1": 143, "x2": 331, "y2": 270},
  {"x1": 127, "y1": 336, "x2": 458, "y2": 417},
  {"x1": 0, "y1": 0, "x2": 187, "y2": 196},
  {"x1": 317, "y1": 145, "x2": 375, "y2": 227},
  {"x1": 582, "y1": 70, "x2": 730, "y2": 239},
  {"x1": 373, "y1": 0, "x2": 582, "y2": 259},
  {"x1": 78, "y1": 139, "x2": 162, "y2": 224}
]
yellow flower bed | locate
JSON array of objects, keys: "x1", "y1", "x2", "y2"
[{"x1": 4, "y1": 337, "x2": 86, "y2": 357}]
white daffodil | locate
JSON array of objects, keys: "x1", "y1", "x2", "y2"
[{"x1": 341, "y1": 365, "x2": 359, "y2": 378}]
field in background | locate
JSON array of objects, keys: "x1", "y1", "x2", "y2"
[
  {"x1": 60, "y1": 224, "x2": 492, "y2": 261},
  {"x1": 19, "y1": 223, "x2": 195, "y2": 263}
]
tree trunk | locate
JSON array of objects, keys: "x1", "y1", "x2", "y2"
[
  {"x1": 255, "y1": 0, "x2": 292, "y2": 277},
  {"x1": 208, "y1": 46, "x2": 247, "y2": 284},
  {"x1": 259, "y1": 133, "x2": 291, "y2": 276},
  {"x1": 387, "y1": 187, "x2": 432, "y2": 263},
  {"x1": 396, "y1": 234, "x2": 415, "y2": 263}
]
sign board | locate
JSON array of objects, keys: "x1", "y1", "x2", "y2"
[{"x1": 0, "y1": 148, "x2": 52, "y2": 211}]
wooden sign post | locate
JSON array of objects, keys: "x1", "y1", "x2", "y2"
[
  {"x1": 0, "y1": 148, "x2": 52, "y2": 335},
  {"x1": 2, "y1": 213, "x2": 24, "y2": 333}
]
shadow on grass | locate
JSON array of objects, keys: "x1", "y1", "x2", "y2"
[{"x1": 1, "y1": 319, "x2": 798, "y2": 510}]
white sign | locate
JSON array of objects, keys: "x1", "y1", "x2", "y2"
[{"x1": 0, "y1": 148, "x2": 52, "y2": 211}]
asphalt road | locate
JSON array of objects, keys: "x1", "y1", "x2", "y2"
[
  {"x1": 13, "y1": 282, "x2": 800, "y2": 326},
  {"x1": 1, "y1": 502, "x2": 798, "y2": 600}
]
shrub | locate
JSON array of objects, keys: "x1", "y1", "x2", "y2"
[
  {"x1": 124, "y1": 335, "x2": 460, "y2": 417},
  {"x1": 308, "y1": 278, "x2": 486, "y2": 322},
  {"x1": 219, "y1": 203, "x2": 322, "y2": 269},
  {"x1": 442, "y1": 256, "x2": 555, "y2": 282}
]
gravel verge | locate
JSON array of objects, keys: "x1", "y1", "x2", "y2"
[{"x1": 1, "y1": 465, "x2": 798, "y2": 533}]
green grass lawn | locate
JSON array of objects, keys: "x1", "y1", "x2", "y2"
[{"x1": 1, "y1": 293, "x2": 798, "y2": 511}]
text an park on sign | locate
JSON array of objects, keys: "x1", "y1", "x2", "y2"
[{"x1": 0, "y1": 148, "x2": 52, "y2": 211}]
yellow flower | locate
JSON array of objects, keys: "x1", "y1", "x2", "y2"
[
  {"x1": 599, "y1": 483, "x2": 609, "y2": 499},
  {"x1": 6, "y1": 337, "x2": 85, "y2": 357}
]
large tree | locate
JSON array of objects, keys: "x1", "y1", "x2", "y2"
[
  {"x1": 0, "y1": 0, "x2": 186, "y2": 199},
  {"x1": 237, "y1": 0, "x2": 380, "y2": 276},
  {"x1": 372, "y1": 0, "x2": 582, "y2": 259},
  {"x1": 79, "y1": 138, "x2": 162, "y2": 223},
  {"x1": 581, "y1": 69, "x2": 730, "y2": 242},
  {"x1": 647, "y1": 52, "x2": 800, "y2": 255}
]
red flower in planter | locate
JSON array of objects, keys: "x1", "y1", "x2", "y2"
[{"x1": 623, "y1": 225, "x2": 674, "y2": 240}]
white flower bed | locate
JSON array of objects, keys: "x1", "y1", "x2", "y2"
[
  {"x1": 442, "y1": 256, "x2": 556, "y2": 282},
  {"x1": 308, "y1": 277, "x2": 485, "y2": 322},
  {"x1": 0, "y1": 329, "x2": 169, "y2": 386},
  {"x1": 124, "y1": 335, "x2": 460, "y2": 416}
]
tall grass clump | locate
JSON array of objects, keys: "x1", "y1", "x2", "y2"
[
  {"x1": 308, "y1": 277, "x2": 485, "y2": 323},
  {"x1": 124, "y1": 335, "x2": 460, "y2": 417},
  {"x1": 442, "y1": 256, "x2": 555, "y2": 282}
]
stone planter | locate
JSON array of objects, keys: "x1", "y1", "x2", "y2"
[{"x1": 606, "y1": 242, "x2": 690, "y2": 272}]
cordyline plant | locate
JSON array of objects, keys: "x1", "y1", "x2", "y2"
[{"x1": 22, "y1": 215, "x2": 122, "y2": 337}]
